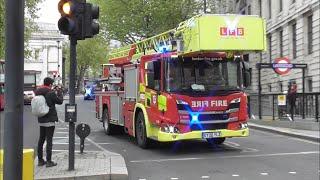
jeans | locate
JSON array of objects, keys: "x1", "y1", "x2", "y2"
[{"x1": 37, "y1": 126, "x2": 55, "y2": 161}]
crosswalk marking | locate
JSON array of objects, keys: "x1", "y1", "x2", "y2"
[{"x1": 201, "y1": 176, "x2": 210, "y2": 179}]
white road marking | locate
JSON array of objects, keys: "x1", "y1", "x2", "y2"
[
  {"x1": 224, "y1": 141, "x2": 259, "y2": 153},
  {"x1": 170, "y1": 178, "x2": 179, "y2": 180},
  {"x1": 52, "y1": 150, "x2": 101, "y2": 153},
  {"x1": 138, "y1": 179, "x2": 146, "y2": 180},
  {"x1": 201, "y1": 176, "x2": 210, "y2": 179},
  {"x1": 57, "y1": 128, "x2": 68, "y2": 130},
  {"x1": 87, "y1": 137, "x2": 109, "y2": 152},
  {"x1": 56, "y1": 132, "x2": 68, "y2": 134},
  {"x1": 241, "y1": 147, "x2": 259, "y2": 153},
  {"x1": 131, "y1": 157, "x2": 201, "y2": 163},
  {"x1": 288, "y1": 137, "x2": 320, "y2": 145},
  {"x1": 130, "y1": 151, "x2": 319, "y2": 163},
  {"x1": 288, "y1": 171, "x2": 297, "y2": 174},
  {"x1": 97, "y1": 143, "x2": 114, "y2": 145},
  {"x1": 53, "y1": 136, "x2": 80, "y2": 140},
  {"x1": 225, "y1": 141, "x2": 240, "y2": 147},
  {"x1": 53, "y1": 137, "x2": 68, "y2": 139},
  {"x1": 232, "y1": 174, "x2": 239, "y2": 177},
  {"x1": 260, "y1": 172, "x2": 269, "y2": 175},
  {"x1": 54, "y1": 142, "x2": 80, "y2": 145}
]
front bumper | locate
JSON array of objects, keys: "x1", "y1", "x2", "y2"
[{"x1": 156, "y1": 128, "x2": 249, "y2": 142}]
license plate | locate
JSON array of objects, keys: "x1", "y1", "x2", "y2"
[{"x1": 202, "y1": 132, "x2": 221, "y2": 139}]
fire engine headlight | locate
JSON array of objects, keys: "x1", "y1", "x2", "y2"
[
  {"x1": 239, "y1": 122, "x2": 248, "y2": 129},
  {"x1": 230, "y1": 98, "x2": 241, "y2": 104},
  {"x1": 161, "y1": 125, "x2": 180, "y2": 133}
]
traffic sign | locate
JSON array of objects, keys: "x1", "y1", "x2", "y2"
[{"x1": 272, "y1": 57, "x2": 292, "y2": 75}]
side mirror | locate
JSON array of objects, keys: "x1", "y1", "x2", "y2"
[{"x1": 242, "y1": 61, "x2": 251, "y2": 88}]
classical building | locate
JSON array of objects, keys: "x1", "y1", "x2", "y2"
[
  {"x1": 25, "y1": 22, "x2": 65, "y2": 85},
  {"x1": 227, "y1": 0, "x2": 319, "y2": 93}
]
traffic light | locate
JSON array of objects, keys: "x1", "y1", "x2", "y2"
[
  {"x1": 84, "y1": 3, "x2": 99, "y2": 38},
  {"x1": 58, "y1": 0, "x2": 99, "y2": 40},
  {"x1": 58, "y1": 0, "x2": 82, "y2": 37}
]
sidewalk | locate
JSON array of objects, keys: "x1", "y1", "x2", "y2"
[
  {"x1": 249, "y1": 117, "x2": 320, "y2": 142},
  {"x1": 34, "y1": 151, "x2": 128, "y2": 180}
]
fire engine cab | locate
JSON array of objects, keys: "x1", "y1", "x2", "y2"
[{"x1": 95, "y1": 14, "x2": 266, "y2": 148}]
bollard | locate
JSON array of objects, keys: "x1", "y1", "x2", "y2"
[
  {"x1": 0, "y1": 149, "x2": 34, "y2": 180},
  {"x1": 76, "y1": 123, "x2": 91, "y2": 153}
]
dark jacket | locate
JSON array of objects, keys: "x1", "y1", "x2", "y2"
[{"x1": 34, "y1": 85, "x2": 63, "y2": 123}]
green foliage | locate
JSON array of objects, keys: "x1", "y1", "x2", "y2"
[
  {"x1": 91, "y1": 0, "x2": 202, "y2": 44},
  {"x1": 64, "y1": 36, "x2": 109, "y2": 91},
  {"x1": 0, "y1": 0, "x2": 43, "y2": 59}
]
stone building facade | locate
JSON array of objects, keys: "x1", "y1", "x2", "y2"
[
  {"x1": 25, "y1": 22, "x2": 65, "y2": 85},
  {"x1": 226, "y1": 0, "x2": 320, "y2": 93}
]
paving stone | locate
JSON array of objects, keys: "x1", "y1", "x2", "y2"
[{"x1": 34, "y1": 151, "x2": 128, "y2": 180}]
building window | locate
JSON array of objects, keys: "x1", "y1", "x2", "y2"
[
  {"x1": 248, "y1": 5, "x2": 251, "y2": 15},
  {"x1": 268, "y1": 0, "x2": 272, "y2": 19},
  {"x1": 279, "y1": 29, "x2": 283, "y2": 57},
  {"x1": 279, "y1": 82, "x2": 283, "y2": 92},
  {"x1": 268, "y1": 84, "x2": 272, "y2": 92},
  {"x1": 34, "y1": 49, "x2": 40, "y2": 61},
  {"x1": 268, "y1": 34, "x2": 272, "y2": 62},
  {"x1": 279, "y1": 0, "x2": 283, "y2": 12},
  {"x1": 307, "y1": 78, "x2": 312, "y2": 92},
  {"x1": 292, "y1": 22, "x2": 297, "y2": 59},
  {"x1": 307, "y1": 15, "x2": 313, "y2": 54}
]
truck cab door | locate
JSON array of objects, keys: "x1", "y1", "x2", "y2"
[{"x1": 144, "y1": 60, "x2": 164, "y2": 125}]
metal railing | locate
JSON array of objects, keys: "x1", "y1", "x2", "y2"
[{"x1": 248, "y1": 92, "x2": 319, "y2": 122}]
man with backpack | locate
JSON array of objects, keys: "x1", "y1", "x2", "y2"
[{"x1": 34, "y1": 77, "x2": 63, "y2": 167}]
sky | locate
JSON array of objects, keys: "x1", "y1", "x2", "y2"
[{"x1": 36, "y1": 0, "x2": 60, "y2": 25}]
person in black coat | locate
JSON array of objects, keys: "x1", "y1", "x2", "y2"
[
  {"x1": 34, "y1": 77, "x2": 63, "y2": 167},
  {"x1": 287, "y1": 82, "x2": 297, "y2": 120}
]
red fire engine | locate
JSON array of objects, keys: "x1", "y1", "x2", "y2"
[{"x1": 95, "y1": 14, "x2": 266, "y2": 148}]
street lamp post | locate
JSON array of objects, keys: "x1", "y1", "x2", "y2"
[{"x1": 57, "y1": 40, "x2": 61, "y2": 84}]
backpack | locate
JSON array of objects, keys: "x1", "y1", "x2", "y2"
[{"x1": 31, "y1": 95, "x2": 49, "y2": 117}]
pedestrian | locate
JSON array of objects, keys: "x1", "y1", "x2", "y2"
[
  {"x1": 35, "y1": 77, "x2": 63, "y2": 167},
  {"x1": 287, "y1": 81, "x2": 297, "y2": 120}
]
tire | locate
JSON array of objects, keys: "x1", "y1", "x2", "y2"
[
  {"x1": 206, "y1": 137, "x2": 226, "y2": 145},
  {"x1": 102, "y1": 108, "x2": 115, "y2": 135},
  {"x1": 135, "y1": 112, "x2": 150, "y2": 149}
]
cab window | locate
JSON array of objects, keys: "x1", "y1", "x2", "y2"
[{"x1": 145, "y1": 61, "x2": 161, "y2": 91}]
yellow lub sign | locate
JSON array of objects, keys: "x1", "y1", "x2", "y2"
[{"x1": 180, "y1": 14, "x2": 266, "y2": 54}]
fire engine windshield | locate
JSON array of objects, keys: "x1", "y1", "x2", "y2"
[{"x1": 165, "y1": 57, "x2": 240, "y2": 93}]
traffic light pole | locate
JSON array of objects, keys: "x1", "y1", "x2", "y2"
[
  {"x1": 68, "y1": 36, "x2": 77, "y2": 171},
  {"x1": 4, "y1": 0, "x2": 24, "y2": 179}
]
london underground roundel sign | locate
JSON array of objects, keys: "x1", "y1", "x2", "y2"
[{"x1": 273, "y1": 57, "x2": 293, "y2": 75}]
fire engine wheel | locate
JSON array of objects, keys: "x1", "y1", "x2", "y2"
[
  {"x1": 135, "y1": 112, "x2": 150, "y2": 149},
  {"x1": 102, "y1": 108, "x2": 115, "y2": 135},
  {"x1": 206, "y1": 137, "x2": 226, "y2": 145}
]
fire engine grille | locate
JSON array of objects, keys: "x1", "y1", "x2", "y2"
[
  {"x1": 190, "y1": 113, "x2": 229, "y2": 121},
  {"x1": 190, "y1": 123, "x2": 228, "y2": 131}
]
